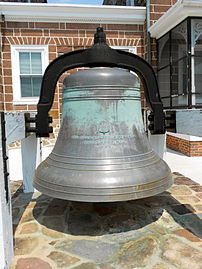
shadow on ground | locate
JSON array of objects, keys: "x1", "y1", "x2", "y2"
[
  {"x1": 31, "y1": 192, "x2": 202, "y2": 238},
  {"x1": 11, "y1": 181, "x2": 33, "y2": 235},
  {"x1": 11, "y1": 175, "x2": 202, "y2": 239},
  {"x1": 33, "y1": 195, "x2": 164, "y2": 236}
]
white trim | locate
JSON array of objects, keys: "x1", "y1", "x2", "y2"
[
  {"x1": 11, "y1": 45, "x2": 48, "y2": 105},
  {"x1": 149, "y1": 0, "x2": 202, "y2": 39},
  {"x1": 167, "y1": 131, "x2": 202, "y2": 142},
  {"x1": 0, "y1": 2, "x2": 146, "y2": 24},
  {"x1": 111, "y1": 46, "x2": 137, "y2": 54}
]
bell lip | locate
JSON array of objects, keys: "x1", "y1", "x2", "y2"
[{"x1": 33, "y1": 174, "x2": 173, "y2": 203}]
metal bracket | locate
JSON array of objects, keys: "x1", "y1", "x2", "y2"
[
  {"x1": 36, "y1": 27, "x2": 165, "y2": 137},
  {"x1": 165, "y1": 111, "x2": 176, "y2": 132},
  {"x1": 25, "y1": 113, "x2": 53, "y2": 135}
]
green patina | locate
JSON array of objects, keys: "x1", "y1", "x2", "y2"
[{"x1": 62, "y1": 87, "x2": 143, "y2": 139}]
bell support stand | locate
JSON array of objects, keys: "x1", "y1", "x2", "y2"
[{"x1": 35, "y1": 27, "x2": 165, "y2": 137}]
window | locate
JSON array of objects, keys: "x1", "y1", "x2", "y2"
[
  {"x1": 191, "y1": 19, "x2": 202, "y2": 106},
  {"x1": 157, "y1": 18, "x2": 202, "y2": 109},
  {"x1": 11, "y1": 46, "x2": 48, "y2": 105},
  {"x1": 157, "y1": 20, "x2": 189, "y2": 109}
]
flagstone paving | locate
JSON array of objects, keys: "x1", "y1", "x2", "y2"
[{"x1": 10, "y1": 173, "x2": 202, "y2": 269}]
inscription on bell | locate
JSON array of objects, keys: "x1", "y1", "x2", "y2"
[
  {"x1": 71, "y1": 134, "x2": 135, "y2": 146},
  {"x1": 98, "y1": 121, "x2": 110, "y2": 135}
]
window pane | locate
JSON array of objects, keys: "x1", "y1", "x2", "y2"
[
  {"x1": 31, "y1": 52, "x2": 42, "y2": 74},
  {"x1": 172, "y1": 95, "x2": 188, "y2": 107},
  {"x1": 158, "y1": 66, "x2": 170, "y2": 98},
  {"x1": 194, "y1": 56, "x2": 202, "y2": 105},
  {"x1": 171, "y1": 21, "x2": 187, "y2": 62},
  {"x1": 161, "y1": 97, "x2": 170, "y2": 107},
  {"x1": 32, "y1": 76, "x2": 42, "y2": 97},
  {"x1": 171, "y1": 58, "x2": 188, "y2": 106},
  {"x1": 19, "y1": 52, "x2": 30, "y2": 74},
  {"x1": 20, "y1": 76, "x2": 41, "y2": 97},
  {"x1": 158, "y1": 33, "x2": 170, "y2": 69},
  {"x1": 192, "y1": 19, "x2": 202, "y2": 55},
  {"x1": 20, "y1": 77, "x2": 32, "y2": 97}
]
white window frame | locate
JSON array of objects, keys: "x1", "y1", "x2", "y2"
[
  {"x1": 11, "y1": 45, "x2": 48, "y2": 105},
  {"x1": 111, "y1": 46, "x2": 136, "y2": 54}
]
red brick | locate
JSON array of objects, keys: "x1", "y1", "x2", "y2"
[
  {"x1": 153, "y1": 5, "x2": 171, "y2": 13},
  {"x1": 78, "y1": 30, "x2": 85, "y2": 37},
  {"x1": 6, "y1": 22, "x2": 29, "y2": 28},
  {"x1": 2, "y1": 60, "x2": 11, "y2": 69},
  {"x1": 2, "y1": 53, "x2": 11, "y2": 60},
  {"x1": 5, "y1": 103, "x2": 13, "y2": 111},
  {"x1": 4, "y1": 94, "x2": 13, "y2": 102},
  {"x1": 14, "y1": 105, "x2": 28, "y2": 111},
  {"x1": 32, "y1": 37, "x2": 37, "y2": 45},
  {"x1": 2, "y1": 45, "x2": 11, "y2": 53},
  {"x1": 124, "y1": 32, "x2": 142, "y2": 38},
  {"x1": 35, "y1": 22, "x2": 60, "y2": 29},
  {"x1": 4, "y1": 76, "x2": 12, "y2": 84},
  {"x1": 27, "y1": 105, "x2": 37, "y2": 111},
  {"x1": 108, "y1": 24, "x2": 140, "y2": 31},
  {"x1": 66, "y1": 23, "x2": 102, "y2": 30},
  {"x1": 167, "y1": 135, "x2": 202, "y2": 156},
  {"x1": 105, "y1": 31, "x2": 119, "y2": 38},
  {"x1": 29, "y1": 22, "x2": 35, "y2": 28},
  {"x1": 2, "y1": 29, "x2": 14, "y2": 36},
  {"x1": 4, "y1": 86, "x2": 13, "y2": 94},
  {"x1": 3, "y1": 69, "x2": 12, "y2": 76},
  {"x1": 150, "y1": 13, "x2": 163, "y2": 21},
  {"x1": 49, "y1": 45, "x2": 57, "y2": 52},
  {"x1": 60, "y1": 23, "x2": 66, "y2": 30},
  {"x1": 21, "y1": 29, "x2": 42, "y2": 36},
  {"x1": 43, "y1": 30, "x2": 50, "y2": 36},
  {"x1": 50, "y1": 29, "x2": 78, "y2": 37},
  {"x1": 150, "y1": 0, "x2": 171, "y2": 4}
]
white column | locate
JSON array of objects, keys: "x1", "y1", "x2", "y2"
[
  {"x1": 0, "y1": 113, "x2": 13, "y2": 269},
  {"x1": 21, "y1": 135, "x2": 41, "y2": 193},
  {"x1": 148, "y1": 132, "x2": 167, "y2": 160},
  {"x1": 5, "y1": 112, "x2": 41, "y2": 193}
]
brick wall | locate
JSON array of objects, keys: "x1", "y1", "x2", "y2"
[
  {"x1": 0, "y1": 21, "x2": 144, "y2": 143},
  {"x1": 167, "y1": 135, "x2": 202, "y2": 157},
  {"x1": 1, "y1": 2, "x2": 179, "y2": 117},
  {"x1": 150, "y1": 0, "x2": 178, "y2": 26},
  {"x1": 1, "y1": 21, "x2": 144, "y2": 112}
]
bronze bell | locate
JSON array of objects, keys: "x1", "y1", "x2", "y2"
[{"x1": 33, "y1": 28, "x2": 172, "y2": 202}]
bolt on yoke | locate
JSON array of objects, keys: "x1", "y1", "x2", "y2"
[{"x1": 28, "y1": 27, "x2": 165, "y2": 137}]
